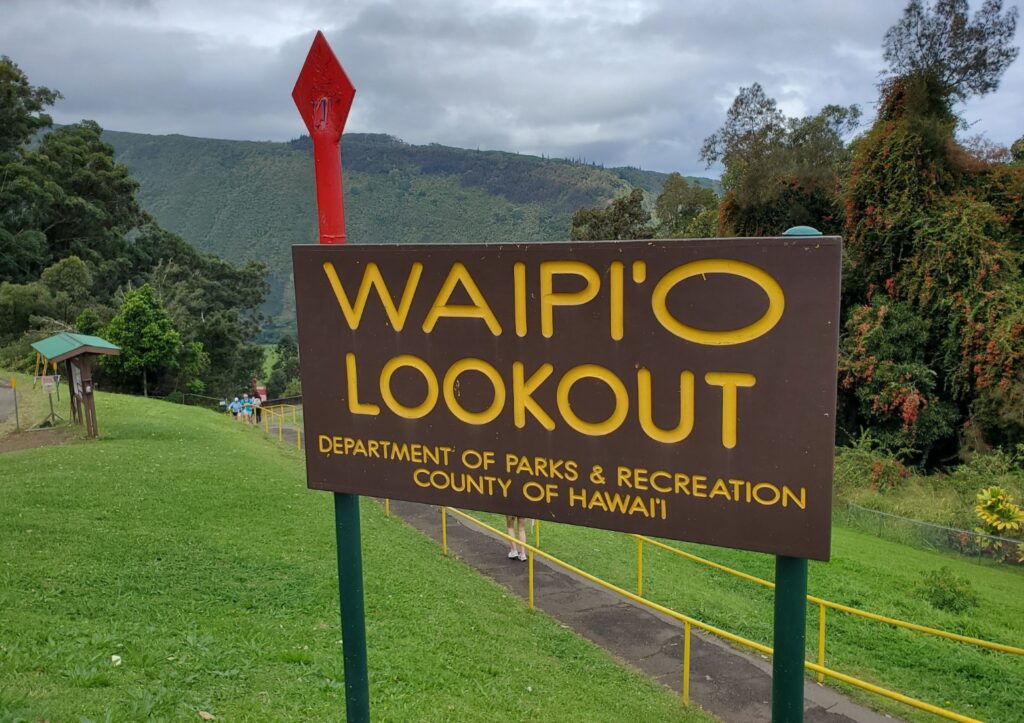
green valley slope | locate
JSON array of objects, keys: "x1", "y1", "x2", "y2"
[{"x1": 103, "y1": 129, "x2": 715, "y2": 335}]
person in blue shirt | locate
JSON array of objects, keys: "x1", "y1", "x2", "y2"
[
  {"x1": 241, "y1": 393, "x2": 254, "y2": 424},
  {"x1": 228, "y1": 397, "x2": 241, "y2": 418}
]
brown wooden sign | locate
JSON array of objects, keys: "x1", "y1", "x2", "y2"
[{"x1": 293, "y1": 237, "x2": 841, "y2": 560}]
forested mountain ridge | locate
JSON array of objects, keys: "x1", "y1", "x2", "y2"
[{"x1": 102, "y1": 129, "x2": 717, "y2": 335}]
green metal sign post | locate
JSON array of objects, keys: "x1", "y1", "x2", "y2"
[
  {"x1": 772, "y1": 555, "x2": 808, "y2": 722},
  {"x1": 292, "y1": 32, "x2": 370, "y2": 722},
  {"x1": 335, "y1": 494, "x2": 370, "y2": 721},
  {"x1": 769, "y1": 224, "x2": 824, "y2": 723}
]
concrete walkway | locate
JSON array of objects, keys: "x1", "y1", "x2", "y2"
[
  {"x1": 0, "y1": 381, "x2": 14, "y2": 424},
  {"x1": 265, "y1": 416, "x2": 896, "y2": 722}
]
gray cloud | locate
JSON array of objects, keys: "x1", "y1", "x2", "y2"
[{"x1": 2, "y1": 0, "x2": 1021, "y2": 175}]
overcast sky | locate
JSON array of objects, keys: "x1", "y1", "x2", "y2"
[{"x1": 3, "y1": 0, "x2": 1022, "y2": 176}]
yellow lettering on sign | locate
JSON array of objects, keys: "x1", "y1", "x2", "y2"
[
  {"x1": 539, "y1": 261, "x2": 600, "y2": 338},
  {"x1": 512, "y1": 361, "x2": 555, "y2": 430},
  {"x1": 782, "y1": 486, "x2": 806, "y2": 509},
  {"x1": 344, "y1": 351, "x2": 770, "y2": 446},
  {"x1": 556, "y1": 364, "x2": 628, "y2": 436},
  {"x1": 513, "y1": 262, "x2": 528, "y2": 337},
  {"x1": 423, "y1": 262, "x2": 502, "y2": 335},
  {"x1": 705, "y1": 372, "x2": 757, "y2": 449},
  {"x1": 322, "y1": 261, "x2": 422, "y2": 331},
  {"x1": 609, "y1": 260, "x2": 624, "y2": 340},
  {"x1": 650, "y1": 471, "x2": 672, "y2": 493},
  {"x1": 345, "y1": 353, "x2": 380, "y2": 416},
  {"x1": 753, "y1": 483, "x2": 781, "y2": 506},
  {"x1": 709, "y1": 478, "x2": 731, "y2": 499},
  {"x1": 651, "y1": 259, "x2": 784, "y2": 345},
  {"x1": 379, "y1": 354, "x2": 438, "y2": 419},
  {"x1": 566, "y1": 487, "x2": 665, "y2": 518},
  {"x1": 637, "y1": 368, "x2": 694, "y2": 443},
  {"x1": 442, "y1": 358, "x2": 506, "y2": 425}
]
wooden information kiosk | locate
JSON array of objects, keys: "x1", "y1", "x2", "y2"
[{"x1": 31, "y1": 332, "x2": 120, "y2": 439}]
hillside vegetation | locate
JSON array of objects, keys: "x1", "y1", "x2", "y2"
[{"x1": 104, "y1": 129, "x2": 715, "y2": 335}]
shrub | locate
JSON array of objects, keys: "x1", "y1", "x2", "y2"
[
  {"x1": 869, "y1": 458, "x2": 912, "y2": 491},
  {"x1": 833, "y1": 433, "x2": 912, "y2": 493},
  {"x1": 917, "y1": 567, "x2": 979, "y2": 614},
  {"x1": 975, "y1": 486, "x2": 1024, "y2": 535},
  {"x1": 974, "y1": 485, "x2": 1024, "y2": 562}
]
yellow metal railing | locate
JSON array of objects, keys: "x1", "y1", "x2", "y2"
[
  {"x1": 434, "y1": 506, "x2": 991, "y2": 723},
  {"x1": 256, "y1": 404, "x2": 302, "y2": 450},
  {"x1": 630, "y1": 533, "x2": 1024, "y2": 671}
]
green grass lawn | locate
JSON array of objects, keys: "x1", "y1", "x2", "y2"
[
  {"x1": 0, "y1": 389, "x2": 712, "y2": 722},
  {"x1": 465, "y1": 509, "x2": 1023, "y2": 722}
]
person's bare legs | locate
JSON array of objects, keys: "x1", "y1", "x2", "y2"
[
  {"x1": 516, "y1": 518, "x2": 528, "y2": 561},
  {"x1": 505, "y1": 516, "x2": 519, "y2": 558}
]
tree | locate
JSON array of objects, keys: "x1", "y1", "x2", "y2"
[
  {"x1": 267, "y1": 335, "x2": 301, "y2": 398},
  {"x1": 653, "y1": 173, "x2": 717, "y2": 237},
  {"x1": 75, "y1": 308, "x2": 102, "y2": 336},
  {"x1": 102, "y1": 285, "x2": 183, "y2": 396},
  {"x1": 0, "y1": 229, "x2": 47, "y2": 284},
  {"x1": 883, "y1": 0, "x2": 1019, "y2": 102},
  {"x1": 0, "y1": 58, "x2": 60, "y2": 283},
  {"x1": 700, "y1": 83, "x2": 786, "y2": 196},
  {"x1": 29, "y1": 121, "x2": 141, "y2": 266},
  {"x1": 0, "y1": 281, "x2": 55, "y2": 339},
  {"x1": 2, "y1": 119, "x2": 142, "y2": 287},
  {"x1": 1011, "y1": 134, "x2": 1024, "y2": 162},
  {"x1": 844, "y1": 73, "x2": 962, "y2": 300},
  {"x1": 570, "y1": 188, "x2": 653, "y2": 240},
  {"x1": 681, "y1": 208, "x2": 720, "y2": 239},
  {"x1": 137, "y1": 224, "x2": 268, "y2": 394},
  {"x1": 185, "y1": 308, "x2": 262, "y2": 394},
  {"x1": 40, "y1": 255, "x2": 92, "y2": 322},
  {"x1": 841, "y1": 41, "x2": 1024, "y2": 459},
  {"x1": 700, "y1": 84, "x2": 859, "y2": 235},
  {"x1": 0, "y1": 56, "x2": 60, "y2": 158},
  {"x1": 135, "y1": 225, "x2": 268, "y2": 319},
  {"x1": 838, "y1": 297, "x2": 958, "y2": 455}
]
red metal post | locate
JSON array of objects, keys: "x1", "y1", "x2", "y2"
[
  {"x1": 313, "y1": 139, "x2": 346, "y2": 243},
  {"x1": 292, "y1": 31, "x2": 356, "y2": 244}
]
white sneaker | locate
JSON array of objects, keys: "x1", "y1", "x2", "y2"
[
  {"x1": 508, "y1": 549, "x2": 519, "y2": 559},
  {"x1": 518, "y1": 552, "x2": 528, "y2": 561}
]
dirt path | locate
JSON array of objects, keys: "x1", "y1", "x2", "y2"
[{"x1": 0, "y1": 426, "x2": 77, "y2": 454}]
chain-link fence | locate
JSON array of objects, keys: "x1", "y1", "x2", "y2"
[
  {"x1": 158, "y1": 392, "x2": 225, "y2": 412},
  {"x1": 837, "y1": 503, "x2": 1022, "y2": 564}
]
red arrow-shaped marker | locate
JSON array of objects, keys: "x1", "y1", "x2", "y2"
[{"x1": 292, "y1": 31, "x2": 356, "y2": 244}]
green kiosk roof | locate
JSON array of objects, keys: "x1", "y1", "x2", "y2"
[{"x1": 31, "y1": 332, "x2": 121, "y2": 364}]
